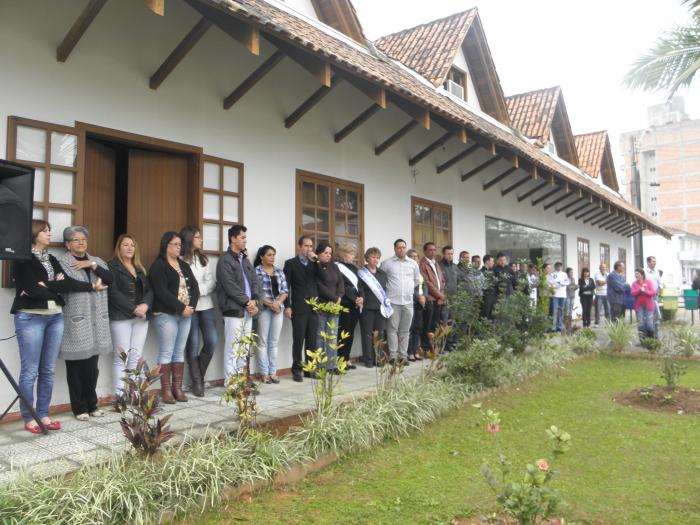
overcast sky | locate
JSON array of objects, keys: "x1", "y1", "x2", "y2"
[{"x1": 353, "y1": 0, "x2": 699, "y2": 171}]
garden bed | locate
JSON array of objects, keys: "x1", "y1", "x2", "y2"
[{"x1": 616, "y1": 385, "x2": 700, "y2": 415}]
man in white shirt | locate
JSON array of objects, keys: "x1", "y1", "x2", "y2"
[
  {"x1": 549, "y1": 262, "x2": 569, "y2": 332},
  {"x1": 380, "y1": 239, "x2": 421, "y2": 363},
  {"x1": 645, "y1": 256, "x2": 662, "y2": 337},
  {"x1": 594, "y1": 263, "x2": 610, "y2": 326}
]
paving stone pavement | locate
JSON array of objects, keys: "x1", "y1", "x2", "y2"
[{"x1": 0, "y1": 361, "x2": 426, "y2": 485}]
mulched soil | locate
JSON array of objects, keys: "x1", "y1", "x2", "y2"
[{"x1": 615, "y1": 385, "x2": 700, "y2": 415}]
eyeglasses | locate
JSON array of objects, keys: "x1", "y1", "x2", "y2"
[{"x1": 69, "y1": 238, "x2": 87, "y2": 243}]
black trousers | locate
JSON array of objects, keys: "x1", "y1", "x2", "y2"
[
  {"x1": 291, "y1": 311, "x2": 318, "y2": 371},
  {"x1": 65, "y1": 354, "x2": 99, "y2": 416},
  {"x1": 338, "y1": 306, "x2": 360, "y2": 362},
  {"x1": 359, "y1": 309, "x2": 386, "y2": 365},
  {"x1": 580, "y1": 295, "x2": 593, "y2": 327},
  {"x1": 408, "y1": 303, "x2": 424, "y2": 355},
  {"x1": 421, "y1": 302, "x2": 442, "y2": 350},
  {"x1": 610, "y1": 302, "x2": 625, "y2": 322}
]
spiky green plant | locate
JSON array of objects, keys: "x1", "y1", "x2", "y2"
[
  {"x1": 671, "y1": 323, "x2": 700, "y2": 357},
  {"x1": 605, "y1": 320, "x2": 637, "y2": 353}
]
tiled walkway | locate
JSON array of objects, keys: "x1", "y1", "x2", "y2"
[{"x1": 0, "y1": 362, "x2": 425, "y2": 485}]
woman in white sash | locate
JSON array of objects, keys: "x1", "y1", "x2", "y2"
[
  {"x1": 357, "y1": 247, "x2": 391, "y2": 367},
  {"x1": 336, "y1": 244, "x2": 363, "y2": 371}
]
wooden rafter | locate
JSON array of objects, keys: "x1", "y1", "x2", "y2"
[
  {"x1": 339, "y1": 72, "x2": 387, "y2": 108},
  {"x1": 531, "y1": 184, "x2": 562, "y2": 206},
  {"x1": 500, "y1": 175, "x2": 530, "y2": 196},
  {"x1": 566, "y1": 200, "x2": 594, "y2": 218},
  {"x1": 483, "y1": 167, "x2": 517, "y2": 191},
  {"x1": 598, "y1": 215, "x2": 623, "y2": 230},
  {"x1": 461, "y1": 156, "x2": 500, "y2": 181},
  {"x1": 618, "y1": 222, "x2": 639, "y2": 235},
  {"x1": 554, "y1": 194, "x2": 585, "y2": 214},
  {"x1": 409, "y1": 132, "x2": 453, "y2": 166},
  {"x1": 185, "y1": 0, "x2": 260, "y2": 55},
  {"x1": 285, "y1": 76, "x2": 342, "y2": 128},
  {"x1": 543, "y1": 187, "x2": 575, "y2": 210},
  {"x1": 334, "y1": 104, "x2": 382, "y2": 143},
  {"x1": 604, "y1": 217, "x2": 629, "y2": 231},
  {"x1": 150, "y1": 17, "x2": 213, "y2": 90},
  {"x1": 517, "y1": 179, "x2": 549, "y2": 202},
  {"x1": 388, "y1": 94, "x2": 430, "y2": 130},
  {"x1": 580, "y1": 208, "x2": 607, "y2": 223},
  {"x1": 627, "y1": 226, "x2": 645, "y2": 237},
  {"x1": 575, "y1": 204, "x2": 603, "y2": 221},
  {"x1": 589, "y1": 210, "x2": 614, "y2": 226},
  {"x1": 436, "y1": 144, "x2": 480, "y2": 174},
  {"x1": 266, "y1": 35, "x2": 331, "y2": 87},
  {"x1": 613, "y1": 221, "x2": 635, "y2": 234},
  {"x1": 56, "y1": 0, "x2": 109, "y2": 62},
  {"x1": 223, "y1": 50, "x2": 285, "y2": 109},
  {"x1": 375, "y1": 121, "x2": 418, "y2": 156},
  {"x1": 495, "y1": 145, "x2": 519, "y2": 168}
]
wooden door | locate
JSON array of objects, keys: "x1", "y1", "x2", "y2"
[
  {"x1": 127, "y1": 149, "x2": 190, "y2": 268},
  {"x1": 83, "y1": 139, "x2": 116, "y2": 261}
]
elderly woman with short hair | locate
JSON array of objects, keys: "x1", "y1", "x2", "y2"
[
  {"x1": 357, "y1": 247, "x2": 390, "y2": 367},
  {"x1": 336, "y1": 243, "x2": 363, "y2": 370},
  {"x1": 58, "y1": 226, "x2": 113, "y2": 421}
]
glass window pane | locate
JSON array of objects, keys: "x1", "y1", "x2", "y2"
[
  {"x1": 347, "y1": 191, "x2": 358, "y2": 212},
  {"x1": 335, "y1": 188, "x2": 346, "y2": 210},
  {"x1": 347, "y1": 213, "x2": 359, "y2": 236},
  {"x1": 485, "y1": 217, "x2": 564, "y2": 266},
  {"x1": 414, "y1": 204, "x2": 431, "y2": 225},
  {"x1": 317, "y1": 185, "x2": 329, "y2": 207},
  {"x1": 203, "y1": 192, "x2": 220, "y2": 220},
  {"x1": 50, "y1": 132, "x2": 77, "y2": 167},
  {"x1": 16, "y1": 126, "x2": 46, "y2": 163},
  {"x1": 33, "y1": 167, "x2": 45, "y2": 202},
  {"x1": 223, "y1": 166, "x2": 239, "y2": 193},
  {"x1": 47, "y1": 208, "x2": 73, "y2": 237},
  {"x1": 32, "y1": 207, "x2": 44, "y2": 220},
  {"x1": 317, "y1": 209, "x2": 329, "y2": 233},
  {"x1": 222, "y1": 225, "x2": 229, "y2": 252},
  {"x1": 203, "y1": 162, "x2": 220, "y2": 190},
  {"x1": 335, "y1": 212, "x2": 347, "y2": 235},
  {"x1": 302, "y1": 207, "x2": 316, "y2": 230},
  {"x1": 302, "y1": 182, "x2": 315, "y2": 205},
  {"x1": 203, "y1": 223, "x2": 220, "y2": 252},
  {"x1": 223, "y1": 196, "x2": 239, "y2": 222},
  {"x1": 48, "y1": 170, "x2": 75, "y2": 205}
]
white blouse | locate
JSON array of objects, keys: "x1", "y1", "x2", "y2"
[{"x1": 187, "y1": 257, "x2": 216, "y2": 311}]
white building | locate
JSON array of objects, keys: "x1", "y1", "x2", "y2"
[{"x1": 0, "y1": 0, "x2": 667, "y2": 417}]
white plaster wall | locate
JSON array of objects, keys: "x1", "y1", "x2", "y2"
[
  {"x1": 0, "y1": 0, "x2": 632, "y2": 411},
  {"x1": 277, "y1": 0, "x2": 319, "y2": 21},
  {"x1": 451, "y1": 47, "x2": 481, "y2": 111}
]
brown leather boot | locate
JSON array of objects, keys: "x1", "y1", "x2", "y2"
[
  {"x1": 159, "y1": 363, "x2": 175, "y2": 404},
  {"x1": 171, "y1": 362, "x2": 188, "y2": 402}
]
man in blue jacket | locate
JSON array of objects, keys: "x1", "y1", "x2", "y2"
[{"x1": 607, "y1": 261, "x2": 630, "y2": 322}]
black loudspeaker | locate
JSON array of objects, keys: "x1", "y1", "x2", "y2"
[{"x1": 0, "y1": 160, "x2": 34, "y2": 261}]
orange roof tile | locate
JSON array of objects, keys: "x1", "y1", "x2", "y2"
[
  {"x1": 505, "y1": 87, "x2": 561, "y2": 143},
  {"x1": 575, "y1": 131, "x2": 607, "y2": 178},
  {"x1": 374, "y1": 10, "x2": 477, "y2": 87}
]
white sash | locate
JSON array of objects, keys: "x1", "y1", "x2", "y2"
[
  {"x1": 358, "y1": 266, "x2": 394, "y2": 318},
  {"x1": 336, "y1": 262, "x2": 359, "y2": 290}
]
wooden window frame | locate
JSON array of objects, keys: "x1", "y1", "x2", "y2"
[
  {"x1": 411, "y1": 196, "x2": 453, "y2": 254},
  {"x1": 295, "y1": 169, "x2": 364, "y2": 256},
  {"x1": 577, "y1": 237, "x2": 590, "y2": 272},
  {"x1": 600, "y1": 242, "x2": 610, "y2": 269},
  {"x1": 446, "y1": 66, "x2": 468, "y2": 101},
  {"x1": 200, "y1": 154, "x2": 244, "y2": 255},
  {"x1": 618, "y1": 247, "x2": 627, "y2": 267}
]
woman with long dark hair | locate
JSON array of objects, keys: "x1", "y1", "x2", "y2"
[
  {"x1": 149, "y1": 231, "x2": 199, "y2": 404},
  {"x1": 313, "y1": 241, "x2": 344, "y2": 372},
  {"x1": 578, "y1": 267, "x2": 595, "y2": 328},
  {"x1": 11, "y1": 220, "x2": 100, "y2": 433},
  {"x1": 108, "y1": 234, "x2": 153, "y2": 397},
  {"x1": 180, "y1": 226, "x2": 217, "y2": 397},
  {"x1": 254, "y1": 245, "x2": 288, "y2": 384}
]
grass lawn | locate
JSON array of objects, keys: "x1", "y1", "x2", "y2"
[{"x1": 196, "y1": 356, "x2": 700, "y2": 525}]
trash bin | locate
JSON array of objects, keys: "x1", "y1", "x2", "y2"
[
  {"x1": 661, "y1": 287, "x2": 678, "y2": 321},
  {"x1": 683, "y1": 289, "x2": 698, "y2": 324}
]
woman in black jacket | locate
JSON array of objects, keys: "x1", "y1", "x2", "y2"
[
  {"x1": 358, "y1": 247, "x2": 390, "y2": 368},
  {"x1": 335, "y1": 244, "x2": 362, "y2": 370},
  {"x1": 578, "y1": 267, "x2": 596, "y2": 328},
  {"x1": 313, "y1": 241, "x2": 344, "y2": 372},
  {"x1": 11, "y1": 220, "x2": 102, "y2": 434},
  {"x1": 108, "y1": 234, "x2": 154, "y2": 398},
  {"x1": 149, "y1": 231, "x2": 199, "y2": 404}
]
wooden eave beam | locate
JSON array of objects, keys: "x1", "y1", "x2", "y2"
[
  {"x1": 543, "y1": 186, "x2": 575, "y2": 210},
  {"x1": 337, "y1": 71, "x2": 386, "y2": 108},
  {"x1": 56, "y1": 0, "x2": 109, "y2": 62},
  {"x1": 532, "y1": 184, "x2": 562, "y2": 206},
  {"x1": 223, "y1": 50, "x2": 285, "y2": 109},
  {"x1": 185, "y1": 0, "x2": 260, "y2": 55},
  {"x1": 375, "y1": 121, "x2": 418, "y2": 156},
  {"x1": 436, "y1": 144, "x2": 480, "y2": 174},
  {"x1": 622, "y1": 223, "x2": 642, "y2": 236},
  {"x1": 517, "y1": 179, "x2": 549, "y2": 202},
  {"x1": 554, "y1": 193, "x2": 585, "y2": 214},
  {"x1": 388, "y1": 94, "x2": 430, "y2": 130},
  {"x1": 461, "y1": 156, "x2": 500, "y2": 182},
  {"x1": 567, "y1": 199, "x2": 594, "y2": 218},
  {"x1": 582, "y1": 208, "x2": 608, "y2": 224},
  {"x1": 500, "y1": 175, "x2": 530, "y2": 196},
  {"x1": 409, "y1": 131, "x2": 454, "y2": 166},
  {"x1": 627, "y1": 226, "x2": 646, "y2": 237},
  {"x1": 604, "y1": 217, "x2": 629, "y2": 231},
  {"x1": 266, "y1": 35, "x2": 330, "y2": 87},
  {"x1": 150, "y1": 17, "x2": 213, "y2": 90},
  {"x1": 589, "y1": 210, "x2": 615, "y2": 226},
  {"x1": 334, "y1": 103, "x2": 382, "y2": 143},
  {"x1": 495, "y1": 145, "x2": 519, "y2": 168},
  {"x1": 285, "y1": 75, "x2": 342, "y2": 128},
  {"x1": 483, "y1": 167, "x2": 517, "y2": 191},
  {"x1": 597, "y1": 214, "x2": 623, "y2": 229},
  {"x1": 614, "y1": 221, "x2": 635, "y2": 234}
]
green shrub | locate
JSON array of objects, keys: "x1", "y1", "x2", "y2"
[
  {"x1": 564, "y1": 330, "x2": 599, "y2": 356},
  {"x1": 578, "y1": 327, "x2": 596, "y2": 341},
  {"x1": 605, "y1": 320, "x2": 636, "y2": 353},
  {"x1": 640, "y1": 337, "x2": 662, "y2": 353},
  {"x1": 444, "y1": 337, "x2": 507, "y2": 387},
  {"x1": 449, "y1": 288, "x2": 494, "y2": 342},
  {"x1": 493, "y1": 291, "x2": 550, "y2": 354},
  {"x1": 671, "y1": 323, "x2": 700, "y2": 357}
]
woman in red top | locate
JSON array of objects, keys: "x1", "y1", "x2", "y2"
[{"x1": 631, "y1": 268, "x2": 656, "y2": 340}]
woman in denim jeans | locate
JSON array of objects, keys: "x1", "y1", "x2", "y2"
[
  {"x1": 149, "y1": 232, "x2": 199, "y2": 404},
  {"x1": 631, "y1": 268, "x2": 656, "y2": 341},
  {"x1": 254, "y1": 245, "x2": 288, "y2": 384},
  {"x1": 180, "y1": 226, "x2": 217, "y2": 397},
  {"x1": 11, "y1": 220, "x2": 101, "y2": 433}
]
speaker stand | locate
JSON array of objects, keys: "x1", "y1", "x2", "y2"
[{"x1": 0, "y1": 357, "x2": 48, "y2": 434}]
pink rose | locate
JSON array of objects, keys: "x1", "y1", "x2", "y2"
[
  {"x1": 536, "y1": 459, "x2": 550, "y2": 471},
  {"x1": 487, "y1": 423, "x2": 500, "y2": 433}
]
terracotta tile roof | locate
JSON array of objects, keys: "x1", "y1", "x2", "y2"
[
  {"x1": 199, "y1": 0, "x2": 668, "y2": 237},
  {"x1": 373, "y1": 10, "x2": 477, "y2": 87},
  {"x1": 505, "y1": 86, "x2": 560, "y2": 143},
  {"x1": 574, "y1": 131, "x2": 607, "y2": 178}
]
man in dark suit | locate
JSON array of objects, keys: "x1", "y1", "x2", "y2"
[{"x1": 283, "y1": 235, "x2": 318, "y2": 382}]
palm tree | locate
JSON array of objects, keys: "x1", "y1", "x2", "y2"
[{"x1": 623, "y1": 0, "x2": 700, "y2": 99}]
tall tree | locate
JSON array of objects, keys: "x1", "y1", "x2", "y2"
[{"x1": 624, "y1": 0, "x2": 700, "y2": 99}]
